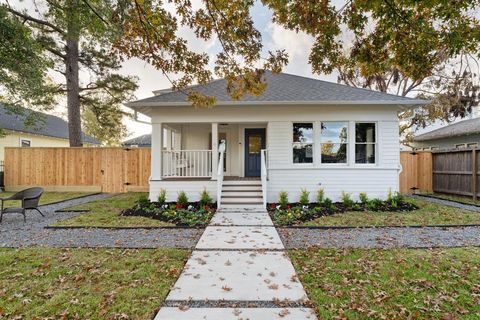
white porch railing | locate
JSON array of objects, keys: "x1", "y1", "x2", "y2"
[
  {"x1": 261, "y1": 149, "x2": 268, "y2": 208},
  {"x1": 217, "y1": 150, "x2": 225, "y2": 208},
  {"x1": 162, "y1": 150, "x2": 212, "y2": 178}
]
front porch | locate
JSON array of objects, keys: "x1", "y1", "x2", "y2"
[{"x1": 149, "y1": 122, "x2": 268, "y2": 206}]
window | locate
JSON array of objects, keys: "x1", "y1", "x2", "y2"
[
  {"x1": 293, "y1": 123, "x2": 313, "y2": 163},
  {"x1": 467, "y1": 143, "x2": 478, "y2": 148},
  {"x1": 455, "y1": 143, "x2": 466, "y2": 149},
  {"x1": 320, "y1": 122, "x2": 348, "y2": 163},
  {"x1": 20, "y1": 138, "x2": 31, "y2": 147},
  {"x1": 355, "y1": 123, "x2": 376, "y2": 164}
]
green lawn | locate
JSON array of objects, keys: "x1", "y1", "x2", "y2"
[
  {"x1": 290, "y1": 247, "x2": 480, "y2": 319},
  {"x1": 419, "y1": 193, "x2": 480, "y2": 206},
  {"x1": 0, "y1": 248, "x2": 189, "y2": 319},
  {"x1": 53, "y1": 193, "x2": 174, "y2": 227},
  {"x1": 301, "y1": 198, "x2": 480, "y2": 227},
  {"x1": 0, "y1": 192, "x2": 95, "y2": 207}
]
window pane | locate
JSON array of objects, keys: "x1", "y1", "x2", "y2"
[
  {"x1": 21, "y1": 140, "x2": 31, "y2": 147},
  {"x1": 356, "y1": 123, "x2": 376, "y2": 143},
  {"x1": 321, "y1": 143, "x2": 347, "y2": 163},
  {"x1": 249, "y1": 135, "x2": 262, "y2": 154},
  {"x1": 355, "y1": 144, "x2": 375, "y2": 163},
  {"x1": 293, "y1": 143, "x2": 313, "y2": 163},
  {"x1": 293, "y1": 123, "x2": 313, "y2": 143},
  {"x1": 321, "y1": 122, "x2": 348, "y2": 143}
]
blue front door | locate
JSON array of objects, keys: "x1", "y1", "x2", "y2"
[{"x1": 244, "y1": 128, "x2": 266, "y2": 177}]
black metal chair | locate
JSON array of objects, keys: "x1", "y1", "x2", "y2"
[{"x1": 0, "y1": 187, "x2": 44, "y2": 223}]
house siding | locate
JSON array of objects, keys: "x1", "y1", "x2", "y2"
[
  {"x1": 0, "y1": 131, "x2": 70, "y2": 162},
  {"x1": 148, "y1": 104, "x2": 401, "y2": 202},
  {"x1": 266, "y1": 119, "x2": 400, "y2": 202},
  {"x1": 150, "y1": 180, "x2": 216, "y2": 202}
]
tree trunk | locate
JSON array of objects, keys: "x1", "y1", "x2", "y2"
[{"x1": 65, "y1": 0, "x2": 82, "y2": 147}]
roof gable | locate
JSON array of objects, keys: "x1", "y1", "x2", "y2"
[{"x1": 414, "y1": 118, "x2": 480, "y2": 141}]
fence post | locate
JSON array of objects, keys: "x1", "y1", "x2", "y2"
[{"x1": 473, "y1": 148, "x2": 478, "y2": 201}]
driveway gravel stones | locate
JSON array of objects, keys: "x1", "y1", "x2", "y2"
[
  {"x1": 279, "y1": 226, "x2": 480, "y2": 249},
  {"x1": 0, "y1": 193, "x2": 202, "y2": 248}
]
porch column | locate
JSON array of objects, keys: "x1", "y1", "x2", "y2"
[
  {"x1": 211, "y1": 122, "x2": 218, "y2": 180},
  {"x1": 151, "y1": 122, "x2": 163, "y2": 180}
]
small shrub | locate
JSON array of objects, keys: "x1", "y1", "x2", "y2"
[
  {"x1": 341, "y1": 191, "x2": 354, "y2": 208},
  {"x1": 367, "y1": 198, "x2": 383, "y2": 211},
  {"x1": 199, "y1": 188, "x2": 212, "y2": 206},
  {"x1": 323, "y1": 198, "x2": 335, "y2": 210},
  {"x1": 279, "y1": 191, "x2": 289, "y2": 209},
  {"x1": 299, "y1": 188, "x2": 310, "y2": 206},
  {"x1": 352, "y1": 203, "x2": 362, "y2": 211},
  {"x1": 177, "y1": 191, "x2": 189, "y2": 208},
  {"x1": 316, "y1": 188, "x2": 325, "y2": 204},
  {"x1": 387, "y1": 189, "x2": 404, "y2": 207},
  {"x1": 157, "y1": 188, "x2": 167, "y2": 204},
  {"x1": 359, "y1": 192, "x2": 368, "y2": 204},
  {"x1": 137, "y1": 195, "x2": 150, "y2": 207}
]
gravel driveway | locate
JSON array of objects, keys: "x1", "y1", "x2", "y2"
[
  {"x1": 279, "y1": 226, "x2": 480, "y2": 249},
  {"x1": 0, "y1": 194, "x2": 202, "y2": 248}
]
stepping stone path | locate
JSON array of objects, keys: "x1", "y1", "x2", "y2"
[{"x1": 155, "y1": 208, "x2": 317, "y2": 319}]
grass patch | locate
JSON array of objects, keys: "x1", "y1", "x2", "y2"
[
  {"x1": 0, "y1": 192, "x2": 94, "y2": 207},
  {"x1": 290, "y1": 247, "x2": 480, "y2": 319},
  {"x1": 53, "y1": 193, "x2": 175, "y2": 227},
  {"x1": 301, "y1": 198, "x2": 480, "y2": 227},
  {"x1": 420, "y1": 193, "x2": 480, "y2": 206},
  {"x1": 0, "y1": 247, "x2": 189, "y2": 319}
]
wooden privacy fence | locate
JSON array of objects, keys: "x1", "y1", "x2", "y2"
[
  {"x1": 5, "y1": 147, "x2": 477, "y2": 198},
  {"x1": 399, "y1": 151, "x2": 433, "y2": 194},
  {"x1": 432, "y1": 148, "x2": 479, "y2": 200},
  {"x1": 4, "y1": 147, "x2": 151, "y2": 193}
]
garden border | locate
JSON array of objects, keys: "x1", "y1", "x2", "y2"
[
  {"x1": 38, "y1": 192, "x2": 102, "y2": 207},
  {"x1": 414, "y1": 194, "x2": 480, "y2": 208}
]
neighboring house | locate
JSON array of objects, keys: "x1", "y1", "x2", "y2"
[
  {"x1": 0, "y1": 104, "x2": 100, "y2": 161},
  {"x1": 123, "y1": 134, "x2": 152, "y2": 147},
  {"x1": 413, "y1": 118, "x2": 480, "y2": 150},
  {"x1": 126, "y1": 71, "x2": 428, "y2": 207}
]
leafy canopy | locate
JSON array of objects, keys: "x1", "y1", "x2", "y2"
[{"x1": 263, "y1": 0, "x2": 480, "y2": 142}]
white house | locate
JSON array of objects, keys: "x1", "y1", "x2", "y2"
[{"x1": 126, "y1": 72, "x2": 429, "y2": 208}]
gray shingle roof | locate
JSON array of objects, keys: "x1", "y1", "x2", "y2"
[
  {"x1": 414, "y1": 118, "x2": 480, "y2": 141},
  {"x1": 127, "y1": 71, "x2": 429, "y2": 107},
  {"x1": 0, "y1": 104, "x2": 100, "y2": 144},
  {"x1": 123, "y1": 134, "x2": 151, "y2": 147}
]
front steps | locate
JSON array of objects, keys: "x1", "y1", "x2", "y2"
[{"x1": 220, "y1": 180, "x2": 264, "y2": 209}]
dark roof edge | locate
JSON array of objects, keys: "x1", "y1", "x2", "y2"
[{"x1": 126, "y1": 99, "x2": 431, "y2": 108}]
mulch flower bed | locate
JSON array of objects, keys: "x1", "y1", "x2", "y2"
[
  {"x1": 121, "y1": 198, "x2": 216, "y2": 227},
  {"x1": 268, "y1": 199, "x2": 418, "y2": 226}
]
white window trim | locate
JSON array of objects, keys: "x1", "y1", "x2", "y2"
[
  {"x1": 291, "y1": 122, "x2": 315, "y2": 166},
  {"x1": 354, "y1": 121, "x2": 378, "y2": 166},
  {"x1": 319, "y1": 120, "x2": 349, "y2": 166},
  {"x1": 19, "y1": 137, "x2": 32, "y2": 147}
]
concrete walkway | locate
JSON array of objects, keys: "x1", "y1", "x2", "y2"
[{"x1": 155, "y1": 208, "x2": 318, "y2": 320}]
